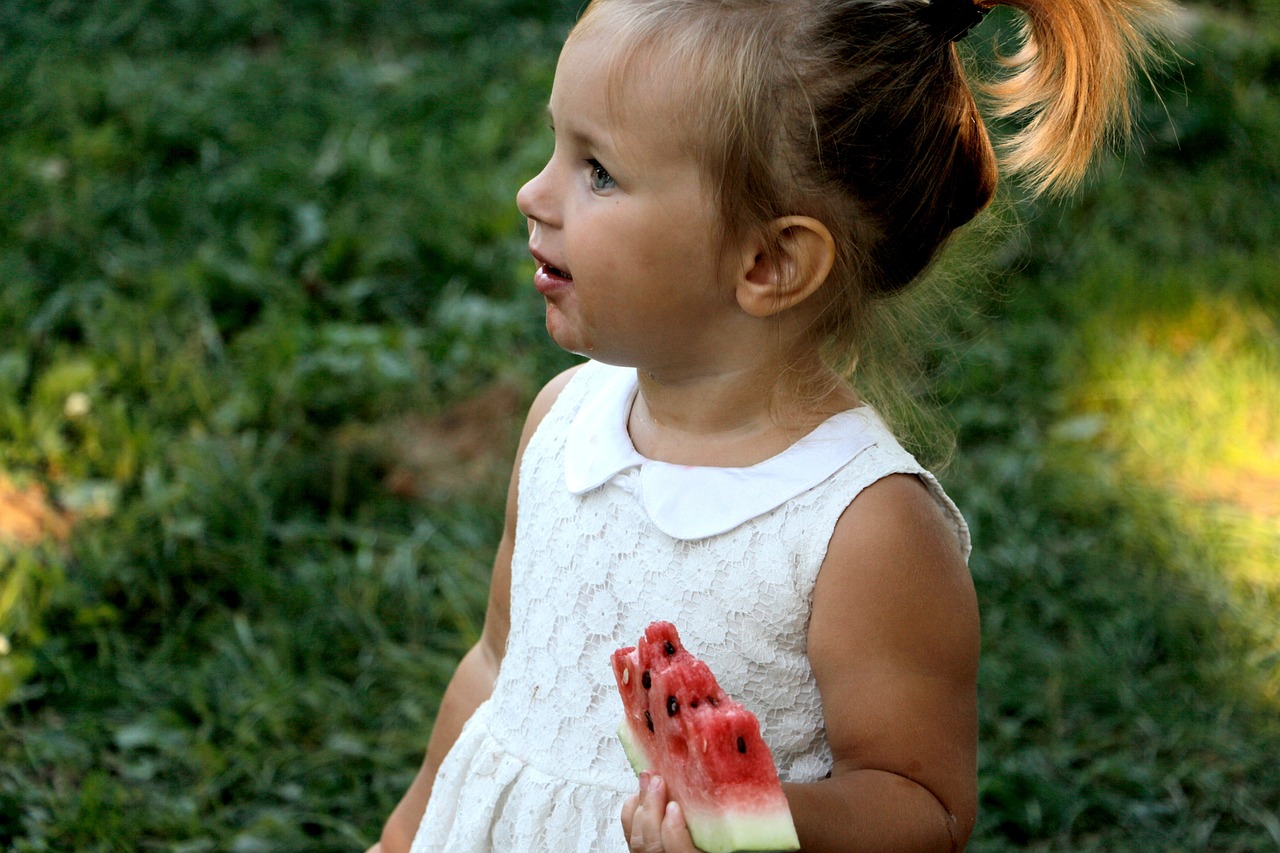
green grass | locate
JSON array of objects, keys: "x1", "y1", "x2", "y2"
[
  {"x1": 2, "y1": 1, "x2": 1279, "y2": 851},
  {"x1": 940, "y1": 9, "x2": 1280, "y2": 847}
]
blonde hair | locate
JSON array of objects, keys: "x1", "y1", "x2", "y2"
[
  {"x1": 569, "y1": 0, "x2": 1170, "y2": 414},
  {"x1": 987, "y1": 0, "x2": 1172, "y2": 195}
]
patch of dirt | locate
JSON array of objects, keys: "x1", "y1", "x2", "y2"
[
  {"x1": 373, "y1": 381, "x2": 526, "y2": 500},
  {"x1": 0, "y1": 475, "x2": 72, "y2": 547}
]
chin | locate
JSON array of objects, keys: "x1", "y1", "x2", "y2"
[{"x1": 544, "y1": 313, "x2": 590, "y2": 358}]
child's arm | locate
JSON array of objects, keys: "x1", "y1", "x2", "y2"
[
  {"x1": 371, "y1": 366, "x2": 582, "y2": 853},
  {"x1": 787, "y1": 471, "x2": 980, "y2": 851},
  {"x1": 623, "y1": 472, "x2": 979, "y2": 853}
]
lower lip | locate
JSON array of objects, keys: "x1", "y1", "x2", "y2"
[{"x1": 534, "y1": 264, "x2": 573, "y2": 296}]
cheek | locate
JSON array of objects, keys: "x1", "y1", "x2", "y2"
[{"x1": 573, "y1": 209, "x2": 640, "y2": 274}]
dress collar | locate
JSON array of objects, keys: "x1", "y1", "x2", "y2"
[{"x1": 563, "y1": 365, "x2": 877, "y2": 540}]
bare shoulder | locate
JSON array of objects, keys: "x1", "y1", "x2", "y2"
[
  {"x1": 481, "y1": 363, "x2": 584, "y2": 657},
  {"x1": 809, "y1": 472, "x2": 977, "y2": 681},
  {"x1": 505, "y1": 362, "x2": 584, "y2": 514},
  {"x1": 522, "y1": 362, "x2": 584, "y2": 437}
]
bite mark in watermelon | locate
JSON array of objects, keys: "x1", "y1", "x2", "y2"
[{"x1": 611, "y1": 621, "x2": 801, "y2": 853}]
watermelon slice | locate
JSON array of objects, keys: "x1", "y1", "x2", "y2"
[{"x1": 610, "y1": 622, "x2": 801, "y2": 853}]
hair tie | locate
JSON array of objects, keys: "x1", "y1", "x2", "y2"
[{"x1": 919, "y1": 0, "x2": 989, "y2": 42}]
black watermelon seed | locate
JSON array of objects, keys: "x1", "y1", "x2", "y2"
[
  {"x1": 707, "y1": 696, "x2": 719, "y2": 707},
  {"x1": 644, "y1": 710, "x2": 654, "y2": 733},
  {"x1": 737, "y1": 736, "x2": 747, "y2": 754},
  {"x1": 666, "y1": 695, "x2": 678, "y2": 716},
  {"x1": 641, "y1": 670, "x2": 651, "y2": 690},
  {"x1": 690, "y1": 700, "x2": 699, "y2": 709},
  {"x1": 664, "y1": 640, "x2": 676, "y2": 655}
]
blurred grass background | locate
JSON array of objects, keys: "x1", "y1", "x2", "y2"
[{"x1": 1, "y1": 1, "x2": 1277, "y2": 850}]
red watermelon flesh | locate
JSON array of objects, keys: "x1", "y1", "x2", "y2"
[{"x1": 610, "y1": 622, "x2": 800, "y2": 852}]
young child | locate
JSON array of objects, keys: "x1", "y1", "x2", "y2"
[{"x1": 370, "y1": 0, "x2": 1169, "y2": 850}]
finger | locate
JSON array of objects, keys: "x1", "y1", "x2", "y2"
[
  {"x1": 633, "y1": 774, "x2": 668, "y2": 850},
  {"x1": 622, "y1": 772, "x2": 649, "y2": 834},
  {"x1": 660, "y1": 799, "x2": 701, "y2": 853},
  {"x1": 621, "y1": 791, "x2": 640, "y2": 837}
]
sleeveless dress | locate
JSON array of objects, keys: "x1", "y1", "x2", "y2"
[{"x1": 409, "y1": 360, "x2": 970, "y2": 853}]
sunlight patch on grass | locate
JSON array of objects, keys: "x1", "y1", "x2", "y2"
[
  {"x1": 1072, "y1": 293, "x2": 1280, "y2": 583},
  {"x1": 1061, "y1": 292, "x2": 1280, "y2": 718}
]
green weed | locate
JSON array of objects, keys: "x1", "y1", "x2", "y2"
[{"x1": 2, "y1": 1, "x2": 1277, "y2": 851}]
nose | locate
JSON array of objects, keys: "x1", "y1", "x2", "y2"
[{"x1": 516, "y1": 159, "x2": 559, "y2": 229}]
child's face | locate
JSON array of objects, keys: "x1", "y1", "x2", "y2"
[{"x1": 516, "y1": 28, "x2": 741, "y2": 373}]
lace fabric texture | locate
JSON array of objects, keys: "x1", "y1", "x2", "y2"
[{"x1": 410, "y1": 361, "x2": 970, "y2": 852}]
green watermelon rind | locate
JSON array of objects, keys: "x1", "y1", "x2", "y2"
[
  {"x1": 616, "y1": 720, "x2": 650, "y2": 775},
  {"x1": 683, "y1": 805, "x2": 802, "y2": 853}
]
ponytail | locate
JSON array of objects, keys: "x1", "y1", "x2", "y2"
[{"x1": 980, "y1": 0, "x2": 1174, "y2": 195}]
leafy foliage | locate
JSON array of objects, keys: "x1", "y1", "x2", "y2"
[{"x1": 2, "y1": 1, "x2": 1278, "y2": 851}]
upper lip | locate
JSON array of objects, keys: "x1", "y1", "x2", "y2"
[{"x1": 530, "y1": 246, "x2": 569, "y2": 277}]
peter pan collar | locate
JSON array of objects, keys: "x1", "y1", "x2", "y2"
[{"x1": 563, "y1": 365, "x2": 877, "y2": 540}]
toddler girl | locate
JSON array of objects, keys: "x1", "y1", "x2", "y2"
[{"x1": 371, "y1": 0, "x2": 1169, "y2": 850}]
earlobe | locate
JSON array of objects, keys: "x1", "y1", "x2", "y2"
[{"x1": 736, "y1": 216, "x2": 837, "y2": 319}]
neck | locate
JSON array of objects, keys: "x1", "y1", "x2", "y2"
[{"x1": 626, "y1": 352, "x2": 858, "y2": 468}]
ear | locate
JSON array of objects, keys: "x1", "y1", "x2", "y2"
[{"x1": 734, "y1": 216, "x2": 837, "y2": 319}]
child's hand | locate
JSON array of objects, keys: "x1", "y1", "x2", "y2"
[{"x1": 620, "y1": 773, "x2": 702, "y2": 853}]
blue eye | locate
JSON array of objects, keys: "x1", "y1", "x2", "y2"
[{"x1": 588, "y1": 159, "x2": 616, "y2": 191}]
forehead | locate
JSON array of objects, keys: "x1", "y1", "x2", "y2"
[{"x1": 550, "y1": 24, "x2": 698, "y2": 161}]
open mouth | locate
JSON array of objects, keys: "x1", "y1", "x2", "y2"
[
  {"x1": 544, "y1": 263, "x2": 573, "y2": 282},
  {"x1": 530, "y1": 248, "x2": 573, "y2": 293}
]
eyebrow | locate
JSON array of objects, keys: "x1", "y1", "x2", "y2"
[{"x1": 548, "y1": 107, "x2": 613, "y2": 156}]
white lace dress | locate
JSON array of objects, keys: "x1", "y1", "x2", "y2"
[{"x1": 409, "y1": 360, "x2": 970, "y2": 853}]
